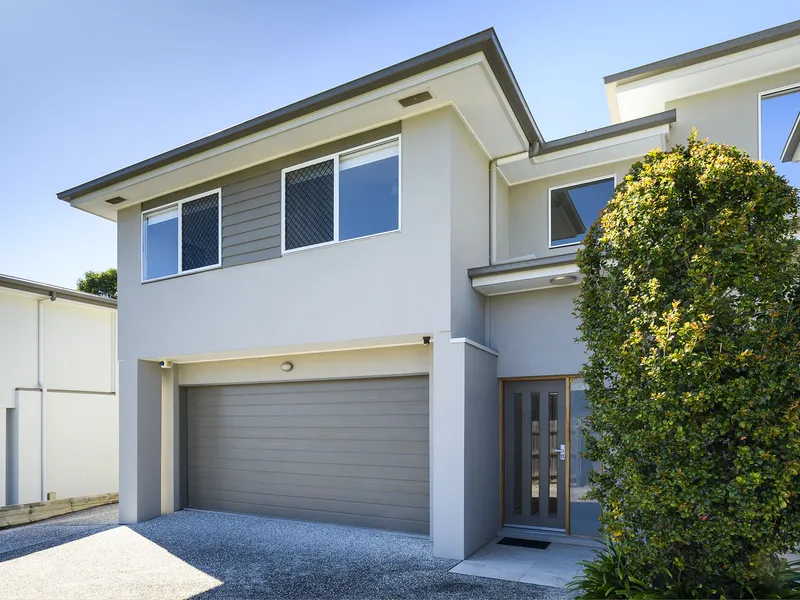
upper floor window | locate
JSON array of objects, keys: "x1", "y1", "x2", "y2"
[
  {"x1": 142, "y1": 190, "x2": 221, "y2": 282},
  {"x1": 760, "y1": 85, "x2": 800, "y2": 189},
  {"x1": 282, "y1": 136, "x2": 400, "y2": 252},
  {"x1": 549, "y1": 176, "x2": 615, "y2": 248}
]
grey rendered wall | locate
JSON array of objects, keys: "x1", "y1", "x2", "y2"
[
  {"x1": 449, "y1": 111, "x2": 489, "y2": 344},
  {"x1": 489, "y1": 287, "x2": 585, "y2": 378},
  {"x1": 507, "y1": 159, "x2": 633, "y2": 261},
  {"x1": 118, "y1": 359, "x2": 161, "y2": 523},
  {"x1": 463, "y1": 344, "x2": 499, "y2": 556},
  {"x1": 668, "y1": 67, "x2": 800, "y2": 158},
  {"x1": 117, "y1": 110, "x2": 455, "y2": 362},
  {"x1": 141, "y1": 123, "x2": 401, "y2": 269}
]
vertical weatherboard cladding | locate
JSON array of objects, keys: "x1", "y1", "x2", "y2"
[{"x1": 140, "y1": 122, "x2": 402, "y2": 269}]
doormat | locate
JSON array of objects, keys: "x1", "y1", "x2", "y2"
[{"x1": 497, "y1": 537, "x2": 551, "y2": 550}]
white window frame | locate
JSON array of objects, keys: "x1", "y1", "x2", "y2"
[
  {"x1": 757, "y1": 83, "x2": 800, "y2": 161},
  {"x1": 141, "y1": 188, "x2": 223, "y2": 283},
  {"x1": 548, "y1": 174, "x2": 616, "y2": 249},
  {"x1": 280, "y1": 134, "x2": 402, "y2": 255}
]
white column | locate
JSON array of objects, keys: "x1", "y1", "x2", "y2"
[
  {"x1": 431, "y1": 332, "x2": 467, "y2": 559},
  {"x1": 160, "y1": 365, "x2": 177, "y2": 514}
]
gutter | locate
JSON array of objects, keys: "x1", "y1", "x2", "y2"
[
  {"x1": 604, "y1": 20, "x2": 800, "y2": 86},
  {"x1": 0, "y1": 274, "x2": 116, "y2": 309}
]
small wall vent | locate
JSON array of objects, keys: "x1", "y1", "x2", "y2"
[
  {"x1": 105, "y1": 196, "x2": 128, "y2": 205},
  {"x1": 398, "y1": 91, "x2": 433, "y2": 108}
]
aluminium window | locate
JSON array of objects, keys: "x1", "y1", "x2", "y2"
[
  {"x1": 760, "y1": 85, "x2": 800, "y2": 189},
  {"x1": 282, "y1": 137, "x2": 400, "y2": 252},
  {"x1": 142, "y1": 189, "x2": 221, "y2": 282},
  {"x1": 549, "y1": 176, "x2": 616, "y2": 248}
]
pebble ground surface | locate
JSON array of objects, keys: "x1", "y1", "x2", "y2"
[{"x1": 0, "y1": 504, "x2": 572, "y2": 599}]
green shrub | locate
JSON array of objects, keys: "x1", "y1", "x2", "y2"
[
  {"x1": 574, "y1": 133, "x2": 800, "y2": 597},
  {"x1": 568, "y1": 540, "x2": 800, "y2": 599}
]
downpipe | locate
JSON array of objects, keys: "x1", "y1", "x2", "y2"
[{"x1": 37, "y1": 292, "x2": 56, "y2": 501}]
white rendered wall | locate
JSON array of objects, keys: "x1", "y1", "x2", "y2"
[
  {"x1": 13, "y1": 390, "x2": 41, "y2": 505},
  {"x1": 45, "y1": 391, "x2": 118, "y2": 500},
  {"x1": 0, "y1": 288, "x2": 118, "y2": 506}
]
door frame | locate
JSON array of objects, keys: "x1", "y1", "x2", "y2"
[{"x1": 499, "y1": 374, "x2": 579, "y2": 535}]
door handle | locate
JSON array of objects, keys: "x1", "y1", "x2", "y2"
[{"x1": 559, "y1": 444, "x2": 566, "y2": 461}]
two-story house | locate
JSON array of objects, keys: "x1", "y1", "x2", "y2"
[{"x1": 57, "y1": 21, "x2": 800, "y2": 560}]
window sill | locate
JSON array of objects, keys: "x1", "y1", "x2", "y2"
[
  {"x1": 141, "y1": 264, "x2": 221, "y2": 284},
  {"x1": 549, "y1": 241, "x2": 582, "y2": 250},
  {"x1": 282, "y1": 228, "x2": 401, "y2": 256}
]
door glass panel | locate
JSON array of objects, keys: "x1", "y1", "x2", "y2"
[
  {"x1": 570, "y1": 378, "x2": 602, "y2": 536},
  {"x1": 531, "y1": 392, "x2": 540, "y2": 516},
  {"x1": 513, "y1": 393, "x2": 522, "y2": 515},
  {"x1": 549, "y1": 392, "x2": 559, "y2": 517}
]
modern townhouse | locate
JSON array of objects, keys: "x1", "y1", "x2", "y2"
[{"x1": 58, "y1": 20, "x2": 800, "y2": 560}]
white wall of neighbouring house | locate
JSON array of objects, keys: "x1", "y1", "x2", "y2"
[{"x1": 0, "y1": 288, "x2": 118, "y2": 506}]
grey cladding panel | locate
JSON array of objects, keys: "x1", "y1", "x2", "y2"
[
  {"x1": 142, "y1": 122, "x2": 401, "y2": 270},
  {"x1": 186, "y1": 375, "x2": 430, "y2": 534}
]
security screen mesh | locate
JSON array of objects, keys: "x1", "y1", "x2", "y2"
[
  {"x1": 182, "y1": 192, "x2": 219, "y2": 271},
  {"x1": 284, "y1": 160, "x2": 335, "y2": 250}
]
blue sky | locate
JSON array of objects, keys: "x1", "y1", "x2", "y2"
[{"x1": 1, "y1": 1, "x2": 797, "y2": 288}]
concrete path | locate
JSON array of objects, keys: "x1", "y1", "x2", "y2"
[{"x1": 0, "y1": 505, "x2": 571, "y2": 599}]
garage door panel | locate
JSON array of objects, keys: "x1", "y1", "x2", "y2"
[
  {"x1": 189, "y1": 413, "x2": 429, "y2": 428},
  {"x1": 193, "y1": 426, "x2": 429, "y2": 442},
  {"x1": 188, "y1": 447, "x2": 429, "y2": 468},
  {"x1": 189, "y1": 400, "x2": 428, "y2": 418},
  {"x1": 187, "y1": 375, "x2": 430, "y2": 534},
  {"x1": 189, "y1": 386, "x2": 428, "y2": 406},
  {"x1": 189, "y1": 377, "x2": 427, "y2": 399},
  {"x1": 190, "y1": 487, "x2": 430, "y2": 523},
  {"x1": 189, "y1": 467, "x2": 430, "y2": 496},
  {"x1": 190, "y1": 477, "x2": 429, "y2": 509},
  {"x1": 191, "y1": 498, "x2": 429, "y2": 535},
  {"x1": 189, "y1": 436, "x2": 428, "y2": 455},
  {"x1": 190, "y1": 457, "x2": 428, "y2": 482}
]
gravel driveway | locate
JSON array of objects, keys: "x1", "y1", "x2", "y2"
[{"x1": 0, "y1": 505, "x2": 570, "y2": 599}]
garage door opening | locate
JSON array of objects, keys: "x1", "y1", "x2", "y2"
[{"x1": 184, "y1": 375, "x2": 430, "y2": 534}]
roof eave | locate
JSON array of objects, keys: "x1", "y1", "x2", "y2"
[
  {"x1": 781, "y1": 112, "x2": 800, "y2": 164},
  {"x1": 0, "y1": 274, "x2": 117, "y2": 309},
  {"x1": 604, "y1": 20, "x2": 800, "y2": 87},
  {"x1": 534, "y1": 109, "x2": 676, "y2": 157},
  {"x1": 57, "y1": 28, "x2": 542, "y2": 203}
]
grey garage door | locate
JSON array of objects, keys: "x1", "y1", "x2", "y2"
[{"x1": 186, "y1": 375, "x2": 430, "y2": 534}]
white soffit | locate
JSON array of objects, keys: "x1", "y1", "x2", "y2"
[
  {"x1": 498, "y1": 125, "x2": 669, "y2": 185},
  {"x1": 73, "y1": 54, "x2": 528, "y2": 221},
  {"x1": 608, "y1": 36, "x2": 800, "y2": 123},
  {"x1": 471, "y1": 262, "x2": 581, "y2": 296}
]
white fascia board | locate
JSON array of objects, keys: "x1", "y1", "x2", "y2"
[
  {"x1": 449, "y1": 337, "x2": 499, "y2": 356},
  {"x1": 499, "y1": 125, "x2": 668, "y2": 185},
  {"x1": 471, "y1": 261, "x2": 581, "y2": 296},
  {"x1": 74, "y1": 52, "x2": 529, "y2": 218},
  {"x1": 613, "y1": 37, "x2": 800, "y2": 122},
  {"x1": 155, "y1": 333, "x2": 430, "y2": 364}
]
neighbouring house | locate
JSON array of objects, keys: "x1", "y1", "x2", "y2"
[
  {"x1": 0, "y1": 275, "x2": 118, "y2": 506},
  {"x1": 56, "y1": 21, "x2": 800, "y2": 560}
]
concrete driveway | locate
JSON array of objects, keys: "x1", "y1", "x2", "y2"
[{"x1": 0, "y1": 505, "x2": 571, "y2": 599}]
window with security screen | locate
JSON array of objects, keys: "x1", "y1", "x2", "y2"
[
  {"x1": 282, "y1": 137, "x2": 400, "y2": 252},
  {"x1": 142, "y1": 190, "x2": 220, "y2": 281}
]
